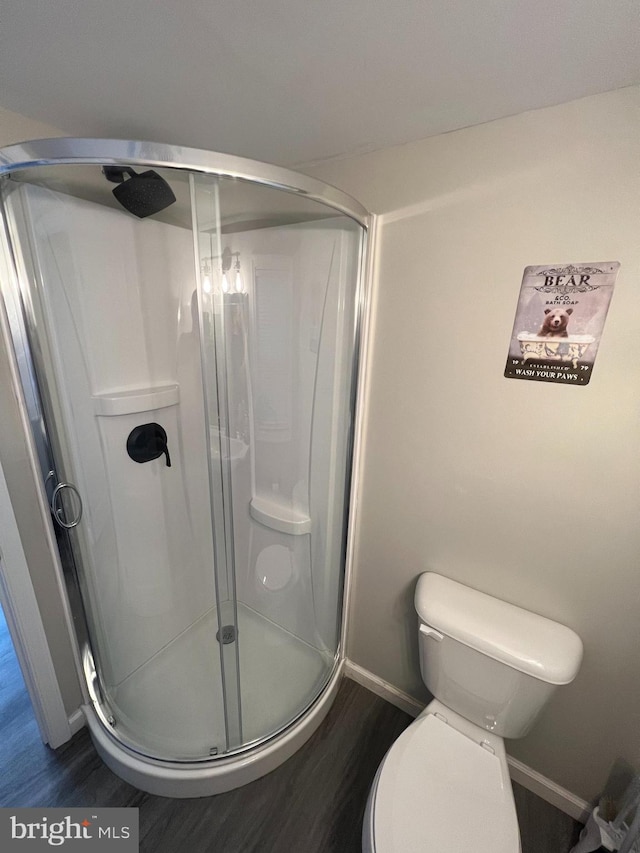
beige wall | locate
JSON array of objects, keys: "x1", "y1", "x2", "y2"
[
  {"x1": 0, "y1": 107, "x2": 83, "y2": 716},
  {"x1": 0, "y1": 106, "x2": 67, "y2": 148},
  {"x1": 306, "y1": 86, "x2": 640, "y2": 802}
]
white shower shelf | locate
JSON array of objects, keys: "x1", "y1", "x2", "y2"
[
  {"x1": 249, "y1": 496, "x2": 311, "y2": 536},
  {"x1": 92, "y1": 384, "x2": 180, "y2": 416}
]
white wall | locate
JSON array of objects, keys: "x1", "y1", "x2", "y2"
[{"x1": 305, "y1": 86, "x2": 640, "y2": 802}]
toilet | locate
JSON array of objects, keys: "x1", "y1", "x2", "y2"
[{"x1": 363, "y1": 572, "x2": 583, "y2": 853}]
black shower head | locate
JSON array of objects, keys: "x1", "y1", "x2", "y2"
[{"x1": 102, "y1": 166, "x2": 176, "y2": 218}]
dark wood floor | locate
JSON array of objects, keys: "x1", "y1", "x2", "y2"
[{"x1": 0, "y1": 612, "x2": 582, "y2": 852}]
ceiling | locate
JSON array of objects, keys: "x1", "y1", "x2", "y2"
[{"x1": 1, "y1": 0, "x2": 638, "y2": 167}]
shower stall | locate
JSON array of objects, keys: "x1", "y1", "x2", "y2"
[{"x1": 0, "y1": 139, "x2": 369, "y2": 796}]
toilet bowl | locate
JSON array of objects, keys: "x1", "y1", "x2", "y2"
[
  {"x1": 363, "y1": 700, "x2": 521, "y2": 853},
  {"x1": 363, "y1": 572, "x2": 583, "y2": 853}
]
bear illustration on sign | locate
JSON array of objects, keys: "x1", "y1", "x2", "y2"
[
  {"x1": 537, "y1": 307, "x2": 573, "y2": 337},
  {"x1": 504, "y1": 261, "x2": 619, "y2": 386}
]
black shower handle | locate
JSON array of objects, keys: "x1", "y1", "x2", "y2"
[
  {"x1": 158, "y1": 433, "x2": 171, "y2": 468},
  {"x1": 126, "y1": 423, "x2": 172, "y2": 467}
]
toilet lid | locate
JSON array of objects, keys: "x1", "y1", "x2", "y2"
[{"x1": 372, "y1": 714, "x2": 520, "y2": 853}]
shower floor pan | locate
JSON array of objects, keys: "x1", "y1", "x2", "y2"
[{"x1": 83, "y1": 602, "x2": 339, "y2": 795}]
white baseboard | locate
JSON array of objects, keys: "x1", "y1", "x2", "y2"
[
  {"x1": 507, "y1": 756, "x2": 590, "y2": 823},
  {"x1": 68, "y1": 708, "x2": 86, "y2": 737},
  {"x1": 344, "y1": 659, "x2": 423, "y2": 718},
  {"x1": 344, "y1": 659, "x2": 589, "y2": 824}
]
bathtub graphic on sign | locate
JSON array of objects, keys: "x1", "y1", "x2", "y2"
[{"x1": 504, "y1": 262, "x2": 619, "y2": 386}]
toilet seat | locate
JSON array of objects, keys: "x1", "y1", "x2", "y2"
[{"x1": 365, "y1": 712, "x2": 521, "y2": 853}]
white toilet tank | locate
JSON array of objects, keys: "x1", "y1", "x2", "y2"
[{"x1": 415, "y1": 573, "x2": 583, "y2": 739}]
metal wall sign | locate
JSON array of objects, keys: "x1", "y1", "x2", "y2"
[{"x1": 504, "y1": 262, "x2": 619, "y2": 386}]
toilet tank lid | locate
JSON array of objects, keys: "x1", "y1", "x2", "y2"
[{"x1": 415, "y1": 573, "x2": 583, "y2": 685}]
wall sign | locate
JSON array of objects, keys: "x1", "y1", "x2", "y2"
[{"x1": 504, "y1": 262, "x2": 619, "y2": 386}]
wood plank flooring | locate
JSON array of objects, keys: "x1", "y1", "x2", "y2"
[{"x1": 0, "y1": 613, "x2": 583, "y2": 851}]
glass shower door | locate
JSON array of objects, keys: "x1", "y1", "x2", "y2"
[
  {"x1": 0, "y1": 166, "x2": 240, "y2": 760},
  {"x1": 192, "y1": 173, "x2": 363, "y2": 748},
  {"x1": 190, "y1": 174, "x2": 243, "y2": 750}
]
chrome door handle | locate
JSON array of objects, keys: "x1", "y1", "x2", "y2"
[
  {"x1": 50, "y1": 482, "x2": 83, "y2": 529},
  {"x1": 44, "y1": 469, "x2": 56, "y2": 501}
]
